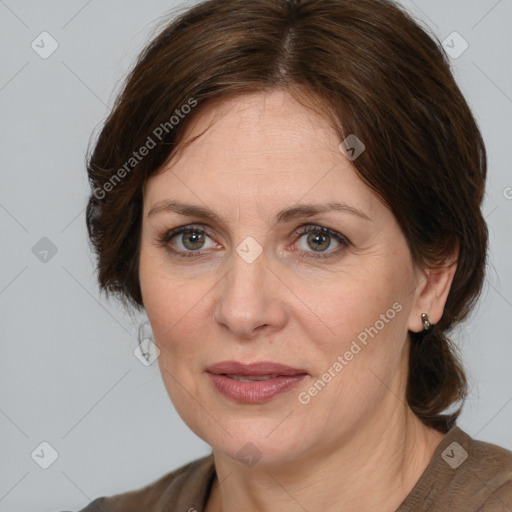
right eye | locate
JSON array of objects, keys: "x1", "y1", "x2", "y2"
[{"x1": 157, "y1": 225, "x2": 220, "y2": 257}]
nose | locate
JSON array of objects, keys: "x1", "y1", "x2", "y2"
[{"x1": 213, "y1": 248, "x2": 288, "y2": 340}]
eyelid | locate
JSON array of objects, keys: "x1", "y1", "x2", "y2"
[{"x1": 292, "y1": 224, "x2": 350, "y2": 243}]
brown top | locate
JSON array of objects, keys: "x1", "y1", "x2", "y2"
[{"x1": 79, "y1": 426, "x2": 512, "y2": 511}]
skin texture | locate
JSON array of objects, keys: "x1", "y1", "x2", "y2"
[{"x1": 139, "y1": 89, "x2": 456, "y2": 512}]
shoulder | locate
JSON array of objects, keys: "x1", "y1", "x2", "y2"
[
  {"x1": 464, "y1": 432, "x2": 512, "y2": 510},
  {"x1": 77, "y1": 453, "x2": 216, "y2": 512},
  {"x1": 400, "y1": 426, "x2": 512, "y2": 511},
  {"x1": 469, "y1": 431, "x2": 512, "y2": 470}
]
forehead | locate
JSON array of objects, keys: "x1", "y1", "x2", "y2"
[
  {"x1": 143, "y1": 90, "x2": 379, "y2": 219},
  {"x1": 170, "y1": 89, "x2": 337, "y2": 161}
]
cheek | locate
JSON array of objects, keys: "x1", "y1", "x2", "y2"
[
  {"x1": 293, "y1": 259, "x2": 412, "y2": 392},
  {"x1": 139, "y1": 250, "x2": 182, "y2": 352},
  {"x1": 295, "y1": 263, "x2": 405, "y2": 339},
  {"x1": 294, "y1": 281, "x2": 409, "y2": 432},
  {"x1": 141, "y1": 275, "x2": 211, "y2": 417},
  {"x1": 139, "y1": 251, "x2": 214, "y2": 371}
]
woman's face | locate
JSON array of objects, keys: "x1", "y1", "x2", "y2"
[{"x1": 139, "y1": 89, "x2": 427, "y2": 465}]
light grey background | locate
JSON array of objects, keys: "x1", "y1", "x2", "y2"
[{"x1": 0, "y1": 1, "x2": 511, "y2": 510}]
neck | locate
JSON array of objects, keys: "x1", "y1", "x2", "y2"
[{"x1": 207, "y1": 405, "x2": 445, "y2": 512}]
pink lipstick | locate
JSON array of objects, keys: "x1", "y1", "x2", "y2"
[{"x1": 205, "y1": 361, "x2": 308, "y2": 404}]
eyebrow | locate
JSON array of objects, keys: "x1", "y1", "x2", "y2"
[{"x1": 147, "y1": 199, "x2": 371, "y2": 224}]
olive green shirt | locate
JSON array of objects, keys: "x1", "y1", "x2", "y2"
[{"x1": 79, "y1": 426, "x2": 512, "y2": 511}]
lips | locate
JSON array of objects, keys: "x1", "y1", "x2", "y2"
[{"x1": 205, "y1": 361, "x2": 308, "y2": 403}]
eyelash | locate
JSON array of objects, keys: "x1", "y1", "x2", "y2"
[{"x1": 156, "y1": 224, "x2": 350, "y2": 260}]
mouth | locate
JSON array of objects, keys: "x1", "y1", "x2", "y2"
[{"x1": 205, "y1": 361, "x2": 309, "y2": 403}]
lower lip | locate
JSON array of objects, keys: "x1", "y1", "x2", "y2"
[{"x1": 206, "y1": 373, "x2": 307, "y2": 404}]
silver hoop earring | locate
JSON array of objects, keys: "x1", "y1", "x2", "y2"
[{"x1": 421, "y1": 313, "x2": 431, "y2": 331}]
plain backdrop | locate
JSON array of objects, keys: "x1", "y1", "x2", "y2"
[{"x1": 0, "y1": 1, "x2": 511, "y2": 510}]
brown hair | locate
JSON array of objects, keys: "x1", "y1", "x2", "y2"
[{"x1": 86, "y1": 0, "x2": 488, "y2": 432}]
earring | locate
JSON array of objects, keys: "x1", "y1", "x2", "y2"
[
  {"x1": 138, "y1": 320, "x2": 154, "y2": 363},
  {"x1": 421, "y1": 313, "x2": 431, "y2": 331}
]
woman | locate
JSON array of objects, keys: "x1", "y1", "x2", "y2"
[{"x1": 81, "y1": 0, "x2": 512, "y2": 510}]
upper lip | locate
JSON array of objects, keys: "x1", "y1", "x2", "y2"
[{"x1": 205, "y1": 361, "x2": 308, "y2": 377}]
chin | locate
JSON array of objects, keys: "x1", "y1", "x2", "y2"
[{"x1": 200, "y1": 419, "x2": 311, "y2": 468}]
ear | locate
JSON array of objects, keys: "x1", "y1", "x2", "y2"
[{"x1": 407, "y1": 244, "x2": 459, "y2": 333}]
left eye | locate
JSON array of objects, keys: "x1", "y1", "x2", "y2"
[{"x1": 293, "y1": 226, "x2": 348, "y2": 256}]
